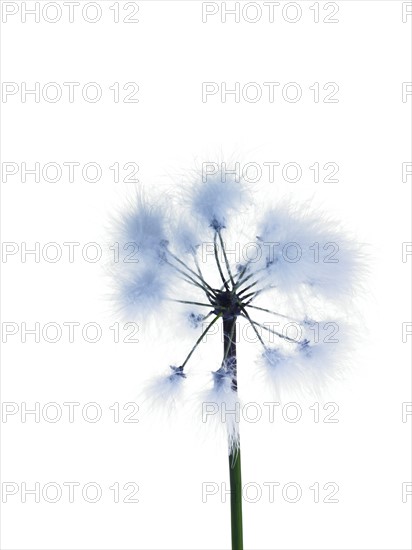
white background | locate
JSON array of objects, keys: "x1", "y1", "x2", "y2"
[{"x1": 1, "y1": 1, "x2": 411, "y2": 549}]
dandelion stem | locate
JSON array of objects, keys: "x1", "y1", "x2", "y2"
[
  {"x1": 229, "y1": 448, "x2": 243, "y2": 550},
  {"x1": 222, "y1": 313, "x2": 243, "y2": 550},
  {"x1": 180, "y1": 314, "x2": 222, "y2": 369},
  {"x1": 222, "y1": 315, "x2": 237, "y2": 366}
]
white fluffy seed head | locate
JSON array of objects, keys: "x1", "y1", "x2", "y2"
[{"x1": 108, "y1": 167, "x2": 365, "y2": 414}]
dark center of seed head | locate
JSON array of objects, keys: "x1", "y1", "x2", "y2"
[{"x1": 214, "y1": 290, "x2": 240, "y2": 316}]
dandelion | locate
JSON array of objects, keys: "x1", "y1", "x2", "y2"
[{"x1": 109, "y1": 166, "x2": 363, "y2": 550}]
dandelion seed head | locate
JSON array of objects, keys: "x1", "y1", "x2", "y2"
[{"x1": 108, "y1": 164, "x2": 365, "y2": 413}]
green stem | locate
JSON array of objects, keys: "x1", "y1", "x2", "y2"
[
  {"x1": 229, "y1": 448, "x2": 243, "y2": 550},
  {"x1": 223, "y1": 314, "x2": 243, "y2": 550}
]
